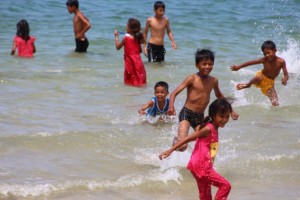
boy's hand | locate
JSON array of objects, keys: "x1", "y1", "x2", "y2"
[
  {"x1": 159, "y1": 149, "x2": 172, "y2": 160},
  {"x1": 231, "y1": 110, "x2": 239, "y2": 120},
  {"x1": 172, "y1": 42, "x2": 177, "y2": 49},
  {"x1": 281, "y1": 77, "x2": 288, "y2": 86},
  {"x1": 167, "y1": 106, "x2": 176, "y2": 115},
  {"x1": 143, "y1": 46, "x2": 148, "y2": 56},
  {"x1": 230, "y1": 65, "x2": 240, "y2": 71},
  {"x1": 138, "y1": 109, "x2": 146, "y2": 115},
  {"x1": 114, "y1": 30, "x2": 118, "y2": 37}
]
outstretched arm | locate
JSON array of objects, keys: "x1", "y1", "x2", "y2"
[
  {"x1": 159, "y1": 126, "x2": 211, "y2": 160},
  {"x1": 231, "y1": 58, "x2": 264, "y2": 71},
  {"x1": 166, "y1": 18, "x2": 176, "y2": 49},
  {"x1": 138, "y1": 100, "x2": 154, "y2": 115}
]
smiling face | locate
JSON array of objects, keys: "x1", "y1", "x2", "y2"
[
  {"x1": 213, "y1": 111, "x2": 230, "y2": 128},
  {"x1": 154, "y1": 86, "x2": 169, "y2": 102},
  {"x1": 196, "y1": 59, "x2": 214, "y2": 76}
]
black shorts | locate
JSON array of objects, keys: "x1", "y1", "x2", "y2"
[
  {"x1": 179, "y1": 107, "x2": 204, "y2": 129},
  {"x1": 75, "y1": 37, "x2": 89, "y2": 52},
  {"x1": 147, "y1": 43, "x2": 166, "y2": 62}
]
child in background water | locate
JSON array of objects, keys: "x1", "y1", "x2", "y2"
[
  {"x1": 114, "y1": 18, "x2": 146, "y2": 86},
  {"x1": 11, "y1": 19, "x2": 36, "y2": 58},
  {"x1": 159, "y1": 98, "x2": 233, "y2": 200},
  {"x1": 139, "y1": 81, "x2": 169, "y2": 121},
  {"x1": 231, "y1": 40, "x2": 288, "y2": 106}
]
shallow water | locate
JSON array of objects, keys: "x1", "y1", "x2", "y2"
[{"x1": 0, "y1": 0, "x2": 300, "y2": 199}]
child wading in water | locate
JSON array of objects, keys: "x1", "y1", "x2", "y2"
[
  {"x1": 66, "y1": 0, "x2": 91, "y2": 53},
  {"x1": 159, "y1": 98, "x2": 233, "y2": 200},
  {"x1": 168, "y1": 49, "x2": 238, "y2": 151},
  {"x1": 11, "y1": 19, "x2": 36, "y2": 58},
  {"x1": 231, "y1": 40, "x2": 289, "y2": 106},
  {"x1": 114, "y1": 18, "x2": 146, "y2": 86},
  {"x1": 139, "y1": 81, "x2": 169, "y2": 121},
  {"x1": 143, "y1": 1, "x2": 176, "y2": 62}
]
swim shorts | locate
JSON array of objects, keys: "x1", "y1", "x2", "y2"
[
  {"x1": 75, "y1": 37, "x2": 89, "y2": 52},
  {"x1": 254, "y1": 70, "x2": 275, "y2": 95},
  {"x1": 147, "y1": 43, "x2": 166, "y2": 62},
  {"x1": 179, "y1": 107, "x2": 204, "y2": 129}
]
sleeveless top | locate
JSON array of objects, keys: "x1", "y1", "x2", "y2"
[
  {"x1": 14, "y1": 36, "x2": 35, "y2": 57},
  {"x1": 146, "y1": 97, "x2": 169, "y2": 117}
]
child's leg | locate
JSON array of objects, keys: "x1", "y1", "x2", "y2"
[
  {"x1": 267, "y1": 87, "x2": 279, "y2": 106},
  {"x1": 236, "y1": 74, "x2": 262, "y2": 90},
  {"x1": 173, "y1": 120, "x2": 190, "y2": 151},
  {"x1": 208, "y1": 170, "x2": 231, "y2": 200},
  {"x1": 191, "y1": 172, "x2": 212, "y2": 200}
]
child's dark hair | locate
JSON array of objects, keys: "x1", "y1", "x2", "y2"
[
  {"x1": 199, "y1": 98, "x2": 232, "y2": 129},
  {"x1": 127, "y1": 18, "x2": 145, "y2": 44},
  {"x1": 261, "y1": 40, "x2": 276, "y2": 51},
  {"x1": 154, "y1": 1, "x2": 165, "y2": 10},
  {"x1": 16, "y1": 19, "x2": 30, "y2": 42},
  {"x1": 66, "y1": 0, "x2": 79, "y2": 8},
  {"x1": 154, "y1": 81, "x2": 169, "y2": 92},
  {"x1": 195, "y1": 48, "x2": 215, "y2": 65}
]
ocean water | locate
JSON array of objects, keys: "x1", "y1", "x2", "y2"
[{"x1": 0, "y1": 0, "x2": 300, "y2": 199}]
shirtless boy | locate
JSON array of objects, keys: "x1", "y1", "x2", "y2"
[
  {"x1": 66, "y1": 0, "x2": 91, "y2": 52},
  {"x1": 169, "y1": 49, "x2": 239, "y2": 151},
  {"x1": 231, "y1": 40, "x2": 289, "y2": 106},
  {"x1": 143, "y1": 1, "x2": 176, "y2": 62}
]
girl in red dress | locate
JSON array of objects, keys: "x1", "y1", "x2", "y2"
[
  {"x1": 11, "y1": 19, "x2": 36, "y2": 58},
  {"x1": 114, "y1": 18, "x2": 146, "y2": 86}
]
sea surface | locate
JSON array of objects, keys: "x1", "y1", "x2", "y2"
[{"x1": 0, "y1": 0, "x2": 300, "y2": 199}]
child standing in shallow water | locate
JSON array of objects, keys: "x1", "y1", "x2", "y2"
[
  {"x1": 159, "y1": 98, "x2": 233, "y2": 200},
  {"x1": 11, "y1": 19, "x2": 36, "y2": 58},
  {"x1": 114, "y1": 18, "x2": 146, "y2": 86},
  {"x1": 231, "y1": 40, "x2": 289, "y2": 106}
]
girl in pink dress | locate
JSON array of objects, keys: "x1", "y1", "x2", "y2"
[
  {"x1": 11, "y1": 19, "x2": 36, "y2": 58},
  {"x1": 114, "y1": 18, "x2": 146, "y2": 86},
  {"x1": 159, "y1": 98, "x2": 233, "y2": 200}
]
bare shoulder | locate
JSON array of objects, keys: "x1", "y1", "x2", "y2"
[{"x1": 276, "y1": 56, "x2": 286, "y2": 65}]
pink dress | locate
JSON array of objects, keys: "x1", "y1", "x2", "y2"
[
  {"x1": 14, "y1": 36, "x2": 35, "y2": 57},
  {"x1": 123, "y1": 34, "x2": 146, "y2": 86},
  {"x1": 187, "y1": 123, "x2": 218, "y2": 177},
  {"x1": 187, "y1": 123, "x2": 231, "y2": 200}
]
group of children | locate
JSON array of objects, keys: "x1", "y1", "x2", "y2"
[{"x1": 10, "y1": 0, "x2": 289, "y2": 199}]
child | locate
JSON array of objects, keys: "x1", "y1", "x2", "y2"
[
  {"x1": 138, "y1": 81, "x2": 169, "y2": 118},
  {"x1": 168, "y1": 49, "x2": 238, "y2": 151},
  {"x1": 11, "y1": 19, "x2": 36, "y2": 58},
  {"x1": 66, "y1": 0, "x2": 91, "y2": 53},
  {"x1": 159, "y1": 98, "x2": 232, "y2": 200},
  {"x1": 231, "y1": 40, "x2": 288, "y2": 106},
  {"x1": 114, "y1": 18, "x2": 146, "y2": 86},
  {"x1": 143, "y1": 1, "x2": 176, "y2": 62}
]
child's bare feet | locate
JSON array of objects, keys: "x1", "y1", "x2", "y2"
[{"x1": 236, "y1": 83, "x2": 250, "y2": 90}]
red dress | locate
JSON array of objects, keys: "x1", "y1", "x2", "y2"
[
  {"x1": 14, "y1": 36, "x2": 35, "y2": 57},
  {"x1": 123, "y1": 34, "x2": 146, "y2": 86}
]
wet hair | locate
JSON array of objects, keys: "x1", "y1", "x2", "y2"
[
  {"x1": 66, "y1": 0, "x2": 79, "y2": 8},
  {"x1": 154, "y1": 81, "x2": 169, "y2": 92},
  {"x1": 127, "y1": 18, "x2": 145, "y2": 44},
  {"x1": 16, "y1": 19, "x2": 30, "y2": 42},
  {"x1": 195, "y1": 48, "x2": 215, "y2": 65},
  {"x1": 261, "y1": 40, "x2": 276, "y2": 51},
  {"x1": 199, "y1": 98, "x2": 232, "y2": 129},
  {"x1": 154, "y1": 1, "x2": 165, "y2": 10}
]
